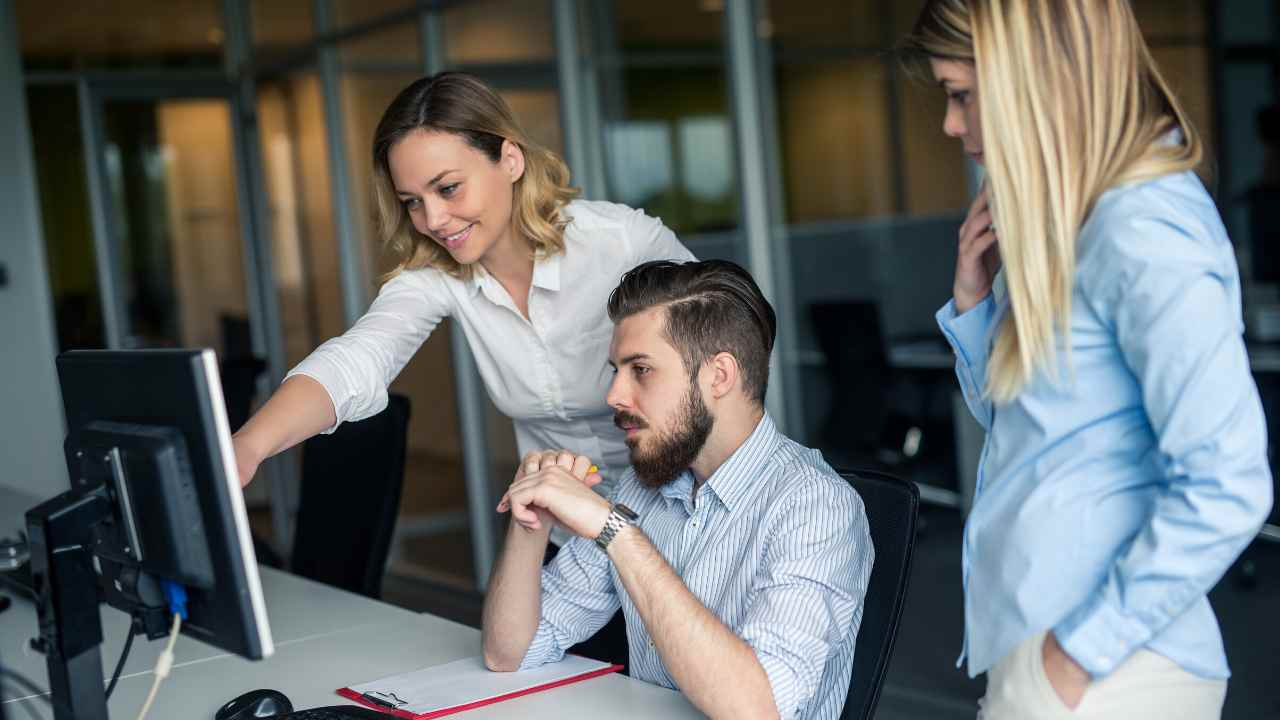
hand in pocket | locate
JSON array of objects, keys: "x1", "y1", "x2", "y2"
[{"x1": 1041, "y1": 632, "x2": 1090, "y2": 710}]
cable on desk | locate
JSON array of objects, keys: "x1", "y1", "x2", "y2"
[
  {"x1": 135, "y1": 580, "x2": 188, "y2": 720},
  {"x1": 106, "y1": 614, "x2": 138, "y2": 699},
  {"x1": 133, "y1": 612, "x2": 181, "y2": 720}
]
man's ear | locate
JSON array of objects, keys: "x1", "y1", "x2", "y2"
[{"x1": 706, "y1": 352, "x2": 740, "y2": 401}]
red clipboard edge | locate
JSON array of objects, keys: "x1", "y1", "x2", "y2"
[{"x1": 336, "y1": 663, "x2": 625, "y2": 719}]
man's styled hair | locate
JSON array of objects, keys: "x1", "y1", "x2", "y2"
[{"x1": 607, "y1": 260, "x2": 777, "y2": 406}]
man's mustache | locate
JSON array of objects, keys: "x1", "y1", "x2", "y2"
[{"x1": 613, "y1": 412, "x2": 648, "y2": 430}]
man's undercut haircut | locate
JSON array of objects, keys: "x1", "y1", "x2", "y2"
[{"x1": 607, "y1": 259, "x2": 777, "y2": 406}]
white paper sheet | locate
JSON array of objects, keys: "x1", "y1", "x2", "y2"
[{"x1": 346, "y1": 654, "x2": 618, "y2": 715}]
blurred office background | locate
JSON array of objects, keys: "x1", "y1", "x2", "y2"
[{"x1": 2, "y1": 1, "x2": 1276, "y2": 717}]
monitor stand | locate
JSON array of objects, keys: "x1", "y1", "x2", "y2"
[
  {"x1": 26, "y1": 487, "x2": 171, "y2": 720},
  {"x1": 26, "y1": 488, "x2": 113, "y2": 720}
]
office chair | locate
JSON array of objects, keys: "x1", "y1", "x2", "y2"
[
  {"x1": 811, "y1": 302, "x2": 892, "y2": 466},
  {"x1": 218, "y1": 315, "x2": 267, "y2": 433},
  {"x1": 811, "y1": 301, "x2": 937, "y2": 470},
  {"x1": 289, "y1": 393, "x2": 412, "y2": 599},
  {"x1": 811, "y1": 301, "x2": 959, "y2": 513},
  {"x1": 837, "y1": 468, "x2": 919, "y2": 720}
]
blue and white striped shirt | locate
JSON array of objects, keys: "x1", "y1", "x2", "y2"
[{"x1": 519, "y1": 413, "x2": 874, "y2": 719}]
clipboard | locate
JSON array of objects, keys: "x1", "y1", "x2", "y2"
[{"x1": 336, "y1": 655, "x2": 624, "y2": 719}]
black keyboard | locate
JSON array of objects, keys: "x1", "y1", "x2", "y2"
[{"x1": 278, "y1": 707, "x2": 393, "y2": 719}]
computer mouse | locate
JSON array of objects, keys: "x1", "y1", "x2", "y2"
[{"x1": 214, "y1": 688, "x2": 294, "y2": 720}]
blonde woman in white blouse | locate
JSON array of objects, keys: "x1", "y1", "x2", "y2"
[{"x1": 232, "y1": 73, "x2": 694, "y2": 533}]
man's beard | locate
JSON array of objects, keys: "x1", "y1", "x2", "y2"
[{"x1": 615, "y1": 382, "x2": 714, "y2": 489}]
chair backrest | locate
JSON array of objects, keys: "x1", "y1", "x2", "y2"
[
  {"x1": 218, "y1": 314, "x2": 266, "y2": 433},
  {"x1": 291, "y1": 394, "x2": 411, "y2": 599},
  {"x1": 810, "y1": 302, "x2": 892, "y2": 450},
  {"x1": 838, "y1": 468, "x2": 919, "y2": 720}
]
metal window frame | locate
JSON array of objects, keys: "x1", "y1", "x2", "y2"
[
  {"x1": 724, "y1": 0, "x2": 799, "y2": 436},
  {"x1": 421, "y1": 4, "x2": 500, "y2": 590}
]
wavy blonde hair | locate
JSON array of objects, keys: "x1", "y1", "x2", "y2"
[
  {"x1": 372, "y1": 72, "x2": 578, "y2": 280},
  {"x1": 903, "y1": 0, "x2": 1203, "y2": 402}
]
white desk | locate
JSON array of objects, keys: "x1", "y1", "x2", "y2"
[{"x1": 0, "y1": 489, "x2": 702, "y2": 719}]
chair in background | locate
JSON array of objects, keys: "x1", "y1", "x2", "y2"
[
  {"x1": 810, "y1": 301, "x2": 957, "y2": 501},
  {"x1": 838, "y1": 468, "x2": 920, "y2": 720},
  {"x1": 810, "y1": 301, "x2": 920, "y2": 472},
  {"x1": 288, "y1": 393, "x2": 412, "y2": 599},
  {"x1": 218, "y1": 314, "x2": 266, "y2": 433}
]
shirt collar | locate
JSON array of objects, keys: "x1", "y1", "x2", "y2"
[
  {"x1": 466, "y1": 266, "x2": 487, "y2": 296},
  {"x1": 655, "y1": 412, "x2": 778, "y2": 513},
  {"x1": 532, "y1": 251, "x2": 561, "y2": 292},
  {"x1": 658, "y1": 471, "x2": 697, "y2": 509},
  {"x1": 702, "y1": 412, "x2": 777, "y2": 512},
  {"x1": 465, "y1": 252, "x2": 562, "y2": 295}
]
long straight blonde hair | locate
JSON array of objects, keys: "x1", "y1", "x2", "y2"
[
  {"x1": 903, "y1": 0, "x2": 1203, "y2": 402},
  {"x1": 372, "y1": 72, "x2": 578, "y2": 280}
]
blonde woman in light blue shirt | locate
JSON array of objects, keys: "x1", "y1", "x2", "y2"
[{"x1": 903, "y1": 1, "x2": 1273, "y2": 718}]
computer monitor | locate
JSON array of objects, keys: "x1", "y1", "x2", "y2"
[{"x1": 25, "y1": 349, "x2": 273, "y2": 720}]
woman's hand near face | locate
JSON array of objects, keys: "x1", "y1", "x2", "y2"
[{"x1": 954, "y1": 184, "x2": 1001, "y2": 314}]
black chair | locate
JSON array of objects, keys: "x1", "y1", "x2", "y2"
[
  {"x1": 838, "y1": 468, "x2": 919, "y2": 720},
  {"x1": 811, "y1": 301, "x2": 958, "y2": 506},
  {"x1": 218, "y1": 315, "x2": 267, "y2": 433},
  {"x1": 811, "y1": 302, "x2": 892, "y2": 465},
  {"x1": 288, "y1": 393, "x2": 412, "y2": 599},
  {"x1": 811, "y1": 301, "x2": 938, "y2": 473}
]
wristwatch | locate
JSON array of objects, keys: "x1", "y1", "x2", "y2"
[{"x1": 595, "y1": 502, "x2": 639, "y2": 551}]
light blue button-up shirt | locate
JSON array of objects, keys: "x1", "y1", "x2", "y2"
[
  {"x1": 519, "y1": 413, "x2": 874, "y2": 719},
  {"x1": 937, "y1": 168, "x2": 1274, "y2": 680}
]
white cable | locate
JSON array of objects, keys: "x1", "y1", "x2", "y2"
[{"x1": 135, "y1": 613, "x2": 181, "y2": 720}]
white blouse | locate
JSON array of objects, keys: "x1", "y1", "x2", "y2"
[{"x1": 288, "y1": 200, "x2": 696, "y2": 500}]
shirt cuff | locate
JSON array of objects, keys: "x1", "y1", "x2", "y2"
[
  {"x1": 1052, "y1": 593, "x2": 1153, "y2": 678},
  {"x1": 517, "y1": 621, "x2": 565, "y2": 671},
  {"x1": 283, "y1": 364, "x2": 343, "y2": 434},
  {"x1": 753, "y1": 649, "x2": 802, "y2": 719},
  {"x1": 935, "y1": 294, "x2": 995, "y2": 369}
]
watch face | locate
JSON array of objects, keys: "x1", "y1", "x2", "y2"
[{"x1": 614, "y1": 503, "x2": 639, "y2": 521}]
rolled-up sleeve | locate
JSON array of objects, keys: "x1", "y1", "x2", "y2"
[
  {"x1": 936, "y1": 293, "x2": 998, "y2": 429},
  {"x1": 519, "y1": 536, "x2": 621, "y2": 670},
  {"x1": 1055, "y1": 214, "x2": 1273, "y2": 677},
  {"x1": 286, "y1": 271, "x2": 450, "y2": 432},
  {"x1": 738, "y1": 478, "x2": 873, "y2": 718}
]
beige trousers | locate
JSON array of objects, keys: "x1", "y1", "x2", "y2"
[{"x1": 978, "y1": 630, "x2": 1227, "y2": 720}]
